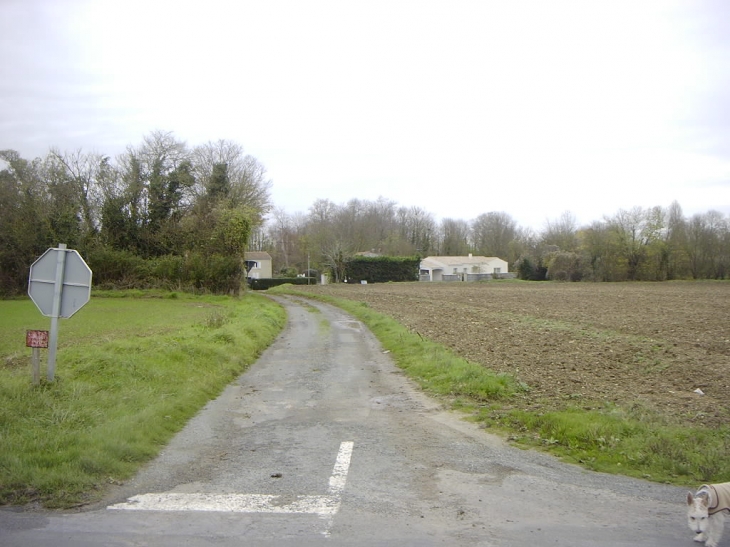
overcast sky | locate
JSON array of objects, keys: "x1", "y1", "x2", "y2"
[{"x1": 2, "y1": 0, "x2": 730, "y2": 230}]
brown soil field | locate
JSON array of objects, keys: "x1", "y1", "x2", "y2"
[{"x1": 292, "y1": 281, "x2": 730, "y2": 429}]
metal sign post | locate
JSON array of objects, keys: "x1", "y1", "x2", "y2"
[
  {"x1": 28, "y1": 244, "x2": 92, "y2": 382},
  {"x1": 47, "y1": 244, "x2": 68, "y2": 381}
]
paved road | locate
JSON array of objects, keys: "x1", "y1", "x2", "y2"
[{"x1": 1, "y1": 295, "x2": 691, "y2": 546}]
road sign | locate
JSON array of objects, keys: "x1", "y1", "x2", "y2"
[
  {"x1": 26, "y1": 330, "x2": 49, "y2": 348},
  {"x1": 27, "y1": 244, "x2": 92, "y2": 381},
  {"x1": 28, "y1": 245, "x2": 92, "y2": 318},
  {"x1": 26, "y1": 330, "x2": 49, "y2": 385}
]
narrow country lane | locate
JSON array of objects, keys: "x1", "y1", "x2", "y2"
[{"x1": 0, "y1": 296, "x2": 689, "y2": 546}]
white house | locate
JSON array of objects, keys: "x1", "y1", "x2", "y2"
[
  {"x1": 420, "y1": 254, "x2": 509, "y2": 282},
  {"x1": 244, "y1": 251, "x2": 273, "y2": 279}
]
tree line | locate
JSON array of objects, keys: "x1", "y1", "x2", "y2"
[
  {"x1": 3, "y1": 131, "x2": 729, "y2": 296},
  {"x1": 0, "y1": 131, "x2": 272, "y2": 296},
  {"x1": 256, "y1": 199, "x2": 730, "y2": 283}
]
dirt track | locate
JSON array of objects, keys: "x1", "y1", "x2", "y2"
[{"x1": 293, "y1": 281, "x2": 730, "y2": 429}]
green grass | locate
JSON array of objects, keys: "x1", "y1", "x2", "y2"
[
  {"x1": 483, "y1": 405, "x2": 730, "y2": 483},
  {"x1": 271, "y1": 284, "x2": 730, "y2": 486},
  {"x1": 0, "y1": 292, "x2": 286, "y2": 508}
]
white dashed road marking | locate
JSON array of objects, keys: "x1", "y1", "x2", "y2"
[{"x1": 107, "y1": 441, "x2": 354, "y2": 519}]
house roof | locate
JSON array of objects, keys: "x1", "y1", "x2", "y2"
[
  {"x1": 244, "y1": 251, "x2": 272, "y2": 260},
  {"x1": 421, "y1": 255, "x2": 503, "y2": 268}
]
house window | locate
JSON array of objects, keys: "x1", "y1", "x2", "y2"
[
  {"x1": 494, "y1": 267, "x2": 501, "y2": 274},
  {"x1": 244, "y1": 260, "x2": 259, "y2": 276},
  {"x1": 453, "y1": 268, "x2": 458, "y2": 274}
]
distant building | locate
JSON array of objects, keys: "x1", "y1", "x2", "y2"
[
  {"x1": 420, "y1": 254, "x2": 510, "y2": 282},
  {"x1": 244, "y1": 251, "x2": 273, "y2": 279}
]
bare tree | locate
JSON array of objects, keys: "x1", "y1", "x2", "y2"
[
  {"x1": 472, "y1": 211, "x2": 517, "y2": 259},
  {"x1": 542, "y1": 211, "x2": 579, "y2": 251},
  {"x1": 321, "y1": 238, "x2": 353, "y2": 283},
  {"x1": 396, "y1": 206, "x2": 435, "y2": 255},
  {"x1": 46, "y1": 148, "x2": 120, "y2": 239},
  {"x1": 686, "y1": 210, "x2": 729, "y2": 279},
  {"x1": 191, "y1": 139, "x2": 272, "y2": 219},
  {"x1": 368, "y1": 196, "x2": 398, "y2": 248},
  {"x1": 664, "y1": 200, "x2": 688, "y2": 279},
  {"x1": 335, "y1": 198, "x2": 368, "y2": 252},
  {"x1": 439, "y1": 218, "x2": 470, "y2": 255},
  {"x1": 267, "y1": 207, "x2": 297, "y2": 270},
  {"x1": 607, "y1": 207, "x2": 665, "y2": 280}
]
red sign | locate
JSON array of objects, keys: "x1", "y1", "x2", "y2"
[{"x1": 26, "y1": 330, "x2": 49, "y2": 348}]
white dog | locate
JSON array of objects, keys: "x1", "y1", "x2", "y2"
[{"x1": 688, "y1": 483, "x2": 730, "y2": 547}]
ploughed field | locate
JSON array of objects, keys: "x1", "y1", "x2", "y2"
[{"x1": 294, "y1": 281, "x2": 730, "y2": 428}]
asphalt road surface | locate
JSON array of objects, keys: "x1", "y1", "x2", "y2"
[{"x1": 1, "y1": 295, "x2": 692, "y2": 546}]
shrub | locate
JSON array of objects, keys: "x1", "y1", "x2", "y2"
[
  {"x1": 87, "y1": 248, "x2": 150, "y2": 288},
  {"x1": 86, "y1": 248, "x2": 243, "y2": 294},
  {"x1": 514, "y1": 256, "x2": 547, "y2": 281},
  {"x1": 279, "y1": 267, "x2": 298, "y2": 277},
  {"x1": 546, "y1": 251, "x2": 586, "y2": 282}
]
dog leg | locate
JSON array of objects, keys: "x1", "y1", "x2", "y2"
[{"x1": 704, "y1": 514, "x2": 723, "y2": 547}]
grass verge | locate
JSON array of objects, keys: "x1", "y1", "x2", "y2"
[
  {"x1": 272, "y1": 285, "x2": 730, "y2": 486},
  {"x1": 0, "y1": 292, "x2": 285, "y2": 508},
  {"x1": 479, "y1": 405, "x2": 730, "y2": 484}
]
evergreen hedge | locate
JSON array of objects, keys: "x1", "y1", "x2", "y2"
[
  {"x1": 248, "y1": 277, "x2": 317, "y2": 291},
  {"x1": 344, "y1": 256, "x2": 420, "y2": 283}
]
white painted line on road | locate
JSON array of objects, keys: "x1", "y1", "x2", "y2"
[
  {"x1": 107, "y1": 441, "x2": 354, "y2": 520},
  {"x1": 108, "y1": 492, "x2": 341, "y2": 515},
  {"x1": 328, "y1": 440, "x2": 354, "y2": 496}
]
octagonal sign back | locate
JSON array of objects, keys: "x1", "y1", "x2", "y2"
[{"x1": 28, "y1": 247, "x2": 92, "y2": 318}]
